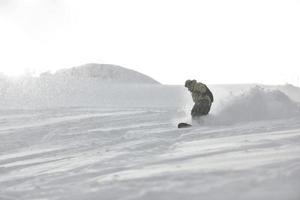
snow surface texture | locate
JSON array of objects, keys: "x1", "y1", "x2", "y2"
[{"x1": 0, "y1": 80, "x2": 300, "y2": 200}]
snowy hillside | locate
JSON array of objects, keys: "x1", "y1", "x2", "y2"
[
  {"x1": 40, "y1": 63, "x2": 160, "y2": 84},
  {"x1": 1, "y1": 93, "x2": 300, "y2": 200},
  {"x1": 0, "y1": 80, "x2": 300, "y2": 200}
]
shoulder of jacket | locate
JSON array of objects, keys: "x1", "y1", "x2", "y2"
[{"x1": 193, "y1": 83, "x2": 206, "y2": 93}]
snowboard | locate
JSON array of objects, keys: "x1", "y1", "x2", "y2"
[{"x1": 177, "y1": 122, "x2": 192, "y2": 128}]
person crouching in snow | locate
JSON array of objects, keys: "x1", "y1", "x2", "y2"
[{"x1": 185, "y1": 79, "x2": 214, "y2": 119}]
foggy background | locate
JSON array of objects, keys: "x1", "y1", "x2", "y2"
[{"x1": 0, "y1": 0, "x2": 300, "y2": 85}]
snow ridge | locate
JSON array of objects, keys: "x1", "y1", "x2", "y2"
[{"x1": 41, "y1": 63, "x2": 160, "y2": 84}]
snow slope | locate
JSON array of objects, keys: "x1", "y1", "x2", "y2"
[
  {"x1": 0, "y1": 84, "x2": 300, "y2": 200},
  {"x1": 41, "y1": 63, "x2": 160, "y2": 84}
]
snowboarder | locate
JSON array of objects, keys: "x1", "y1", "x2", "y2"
[{"x1": 185, "y1": 79, "x2": 214, "y2": 118}]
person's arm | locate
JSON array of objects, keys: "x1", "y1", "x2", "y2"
[{"x1": 206, "y1": 87, "x2": 214, "y2": 102}]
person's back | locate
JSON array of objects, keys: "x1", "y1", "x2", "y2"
[{"x1": 185, "y1": 79, "x2": 213, "y2": 118}]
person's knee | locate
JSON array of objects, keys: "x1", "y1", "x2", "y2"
[{"x1": 191, "y1": 105, "x2": 207, "y2": 117}]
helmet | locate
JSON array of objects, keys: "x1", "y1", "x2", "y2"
[
  {"x1": 185, "y1": 79, "x2": 192, "y2": 87},
  {"x1": 185, "y1": 79, "x2": 197, "y2": 88}
]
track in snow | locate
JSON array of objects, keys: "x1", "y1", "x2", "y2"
[{"x1": 0, "y1": 107, "x2": 300, "y2": 200}]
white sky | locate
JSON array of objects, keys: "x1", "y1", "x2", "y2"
[{"x1": 0, "y1": 0, "x2": 299, "y2": 85}]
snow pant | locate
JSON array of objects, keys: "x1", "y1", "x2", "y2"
[{"x1": 191, "y1": 99, "x2": 211, "y2": 118}]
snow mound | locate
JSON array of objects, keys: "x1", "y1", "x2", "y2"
[
  {"x1": 210, "y1": 86, "x2": 300, "y2": 124},
  {"x1": 41, "y1": 63, "x2": 160, "y2": 84}
]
